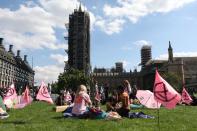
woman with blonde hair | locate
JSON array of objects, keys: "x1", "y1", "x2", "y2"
[{"x1": 72, "y1": 85, "x2": 92, "y2": 117}]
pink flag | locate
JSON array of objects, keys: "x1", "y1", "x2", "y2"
[
  {"x1": 136, "y1": 90, "x2": 161, "y2": 109},
  {"x1": 3, "y1": 84, "x2": 18, "y2": 108},
  {"x1": 14, "y1": 103, "x2": 27, "y2": 109},
  {"x1": 95, "y1": 92, "x2": 101, "y2": 101},
  {"x1": 64, "y1": 91, "x2": 72, "y2": 103},
  {"x1": 21, "y1": 86, "x2": 33, "y2": 105},
  {"x1": 36, "y1": 82, "x2": 53, "y2": 104},
  {"x1": 94, "y1": 87, "x2": 101, "y2": 101},
  {"x1": 154, "y1": 70, "x2": 181, "y2": 109},
  {"x1": 14, "y1": 87, "x2": 33, "y2": 109},
  {"x1": 182, "y1": 88, "x2": 192, "y2": 104}
]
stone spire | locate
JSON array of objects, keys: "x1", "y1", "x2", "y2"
[
  {"x1": 24, "y1": 55, "x2": 27, "y2": 62},
  {"x1": 79, "y1": 2, "x2": 82, "y2": 12},
  {"x1": 0, "y1": 38, "x2": 5, "y2": 50},
  {"x1": 8, "y1": 45, "x2": 14, "y2": 55},
  {"x1": 168, "y1": 41, "x2": 173, "y2": 63},
  {"x1": 17, "y1": 50, "x2": 21, "y2": 58}
]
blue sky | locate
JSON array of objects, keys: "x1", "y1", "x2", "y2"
[{"x1": 0, "y1": 0, "x2": 197, "y2": 84}]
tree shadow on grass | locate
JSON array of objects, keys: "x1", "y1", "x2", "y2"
[{"x1": 2, "y1": 120, "x2": 30, "y2": 125}]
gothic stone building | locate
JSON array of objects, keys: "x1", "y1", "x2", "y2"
[
  {"x1": 139, "y1": 41, "x2": 197, "y2": 91},
  {"x1": 92, "y1": 62, "x2": 139, "y2": 91},
  {"x1": 65, "y1": 5, "x2": 90, "y2": 75},
  {"x1": 0, "y1": 38, "x2": 34, "y2": 90}
]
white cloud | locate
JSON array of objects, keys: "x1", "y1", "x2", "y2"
[
  {"x1": 0, "y1": 0, "x2": 96, "y2": 50},
  {"x1": 156, "y1": 52, "x2": 197, "y2": 60},
  {"x1": 0, "y1": 0, "x2": 96, "y2": 84},
  {"x1": 34, "y1": 65, "x2": 64, "y2": 84},
  {"x1": 122, "y1": 60, "x2": 131, "y2": 68},
  {"x1": 97, "y1": 0, "x2": 195, "y2": 34},
  {"x1": 0, "y1": 5, "x2": 61, "y2": 50},
  {"x1": 92, "y1": 6, "x2": 97, "y2": 10},
  {"x1": 89, "y1": 12, "x2": 96, "y2": 31},
  {"x1": 134, "y1": 40, "x2": 151, "y2": 47},
  {"x1": 119, "y1": 60, "x2": 141, "y2": 72},
  {"x1": 50, "y1": 54, "x2": 68, "y2": 66},
  {"x1": 39, "y1": 0, "x2": 96, "y2": 30},
  {"x1": 95, "y1": 17, "x2": 125, "y2": 35},
  {"x1": 103, "y1": 0, "x2": 195, "y2": 23},
  {"x1": 121, "y1": 40, "x2": 151, "y2": 51},
  {"x1": 34, "y1": 53, "x2": 68, "y2": 83},
  {"x1": 39, "y1": 0, "x2": 78, "y2": 28},
  {"x1": 24, "y1": 1, "x2": 37, "y2": 7}
]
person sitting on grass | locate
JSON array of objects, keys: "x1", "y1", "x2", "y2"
[
  {"x1": 0, "y1": 93, "x2": 9, "y2": 119},
  {"x1": 106, "y1": 90, "x2": 118, "y2": 112},
  {"x1": 55, "y1": 91, "x2": 65, "y2": 106},
  {"x1": 72, "y1": 85, "x2": 92, "y2": 118},
  {"x1": 123, "y1": 80, "x2": 132, "y2": 97},
  {"x1": 116, "y1": 85, "x2": 130, "y2": 117},
  {"x1": 64, "y1": 90, "x2": 72, "y2": 105}
]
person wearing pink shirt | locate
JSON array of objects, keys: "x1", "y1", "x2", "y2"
[{"x1": 72, "y1": 85, "x2": 92, "y2": 117}]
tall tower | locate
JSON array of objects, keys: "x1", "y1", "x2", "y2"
[
  {"x1": 141, "y1": 45, "x2": 152, "y2": 70},
  {"x1": 66, "y1": 4, "x2": 90, "y2": 75},
  {"x1": 168, "y1": 41, "x2": 173, "y2": 63},
  {"x1": 0, "y1": 38, "x2": 5, "y2": 50}
]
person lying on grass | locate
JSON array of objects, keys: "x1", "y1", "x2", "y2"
[{"x1": 72, "y1": 85, "x2": 92, "y2": 118}]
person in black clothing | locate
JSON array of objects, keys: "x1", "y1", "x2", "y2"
[
  {"x1": 104, "y1": 83, "x2": 109, "y2": 102},
  {"x1": 55, "y1": 91, "x2": 64, "y2": 106},
  {"x1": 191, "y1": 94, "x2": 197, "y2": 106},
  {"x1": 130, "y1": 85, "x2": 137, "y2": 99},
  {"x1": 116, "y1": 85, "x2": 130, "y2": 117},
  {"x1": 106, "y1": 90, "x2": 118, "y2": 112}
]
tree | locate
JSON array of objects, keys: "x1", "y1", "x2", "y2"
[
  {"x1": 57, "y1": 68, "x2": 90, "y2": 93},
  {"x1": 51, "y1": 82, "x2": 59, "y2": 94},
  {"x1": 161, "y1": 72, "x2": 182, "y2": 92}
]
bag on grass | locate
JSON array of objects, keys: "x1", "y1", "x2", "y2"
[
  {"x1": 105, "y1": 111, "x2": 122, "y2": 120},
  {"x1": 128, "y1": 112, "x2": 154, "y2": 119}
]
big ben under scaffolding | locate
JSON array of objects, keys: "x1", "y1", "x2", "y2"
[{"x1": 65, "y1": 4, "x2": 90, "y2": 75}]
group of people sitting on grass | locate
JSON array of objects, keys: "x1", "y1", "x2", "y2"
[{"x1": 60, "y1": 80, "x2": 154, "y2": 119}]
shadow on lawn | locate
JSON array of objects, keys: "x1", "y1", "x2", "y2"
[{"x1": 2, "y1": 120, "x2": 30, "y2": 125}]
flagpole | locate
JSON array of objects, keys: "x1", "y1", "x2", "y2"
[
  {"x1": 181, "y1": 59, "x2": 187, "y2": 127},
  {"x1": 181, "y1": 59, "x2": 185, "y2": 89},
  {"x1": 181, "y1": 59, "x2": 186, "y2": 110},
  {"x1": 157, "y1": 101, "x2": 160, "y2": 131},
  {"x1": 155, "y1": 67, "x2": 160, "y2": 131}
]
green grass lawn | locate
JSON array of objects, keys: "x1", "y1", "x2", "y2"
[{"x1": 0, "y1": 102, "x2": 197, "y2": 131}]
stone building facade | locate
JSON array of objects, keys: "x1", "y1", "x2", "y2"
[
  {"x1": 92, "y1": 62, "x2": 138, "y2": 90},
  {"x1": 139, "y1": 41, "x2": 197, "y2": 90},
  {"x1": 0, "y1": 38, "x2": 34, "y2": 90}
]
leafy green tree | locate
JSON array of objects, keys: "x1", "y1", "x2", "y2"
[
  {"x1": 57, "y1": 68, "x2": 90, "y2": 93},
  {"x1": 161, "y1": 72, "x2": 182, "y2": 92},
  {"x1": 51, "y1": 82, "x2": 59, "y2": 94}
]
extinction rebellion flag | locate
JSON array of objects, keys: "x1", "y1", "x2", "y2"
[
  {"x1": 36, "y1": 81, "x2": 53, "y2": 104},
  {"x1": 154, "y1": 69, "x2": 181, "y2": 109},
  {"x1": 3, "y1": 84, "x2": 18, "y2": 108},
  {"x1": 182, "y1": 88, "x2": 192, "y2": 105}
]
